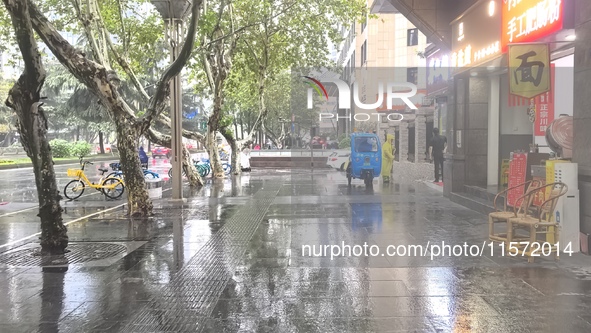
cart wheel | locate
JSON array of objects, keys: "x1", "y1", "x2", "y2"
[
  {"x1": 364, "y1": 177, "x2": 373, "y2": 187},
  {"x1": 168, "y1": 168, "x2": 173, "y2": 178},
  {"x1": 64, "y1": 180, "x2": 85, "y2": 200}
]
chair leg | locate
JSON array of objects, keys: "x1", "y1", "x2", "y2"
[
  {"x1": 488, "y1": 215, "x2": 494, "y2": 240},
  {"x1": 555, "y1": 227, "x2": 560, "y2": 261},
  {"x1": 528, "y1": 225, "x2": 536, "y2": 263},
  {"x1": 506, "y1": 220, "x2": 514, "y2": 255}
]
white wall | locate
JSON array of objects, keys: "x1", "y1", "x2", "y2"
[
  {"x1": 500, "y1": 73, "x2": 532, "y2": 135},
  {"x1": 553, "y1": 54, "x2": 574, "y2": 117},
  {"x1": 534, "y1": 54, "x2": 574, "y2": 151}
]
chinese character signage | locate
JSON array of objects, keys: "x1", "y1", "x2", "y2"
[
  {"x1": 502, "y1": 0, "x2": 573, "y2": 53},
  {"x1": 451, "y1": 0, "x2": 502, "y2": 70},
  {"x1": 534, "y1": 64, "x2": 555, "y2": 136},
  {"x1": 426, "y1": 51, "x2": 450, "y2": 95},
  {"x1": 508, "y1": 43, "x2": 550, "y2": 99},
  {"x1": 507, "y1": 152, "x2": 528, "y2": 207}
]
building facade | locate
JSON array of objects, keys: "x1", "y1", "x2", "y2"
[{"x1": 383, "y1": 0, "x2": 591, "y2": 242}]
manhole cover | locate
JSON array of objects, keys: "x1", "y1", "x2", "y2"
[{"x1": 0, "y1": 242, "x2": 128, "y2": 267}]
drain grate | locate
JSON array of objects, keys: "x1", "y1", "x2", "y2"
[{"x1": 0, "y1": 242, "x2": 128, "y2": 267}]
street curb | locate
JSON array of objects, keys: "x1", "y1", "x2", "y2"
[{"x1": 0, "y1": 154, "x2": 120, "y2": 170}]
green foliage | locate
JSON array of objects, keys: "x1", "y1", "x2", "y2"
[
  {"x1": 339, "y1": 135, "x2": 351, "y2": 149},
  {"x1": 49, "y1": 139, "x2": 92, "y2": 158},
  {"x1": 49, "y1": 139, "x2": 72, "y2": 158},
  {"x1": 70, "y1": 141, "x2": 92, "y2": 158}
]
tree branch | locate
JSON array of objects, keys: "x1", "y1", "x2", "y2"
[
  {"x1": 157, "y1": 114, "x2": 205, "y2": 143},
  {"x1": 140, "y1": 0, "x2": 204, "y2": 127},
  {"x1": 70, "y1": 0, "x2": 106, "y2": 66},
  {"x1": 93, "y1": 2, "x2": 150, "y2": 100},
  {"x1": 116, "y1": 0, "x2": 127, "y2": 51}
]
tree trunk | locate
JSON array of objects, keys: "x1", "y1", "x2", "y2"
[
  {"x1": 1, "y1": 130, "x2": 14, "y2": 147},
  {"x1": 75, "y1": 125, "x2": 80, "y2": 141},
  {"x1": 98, "y1": 131, "x2": 105, "y2": 154},
  {"x1": 181, "y1": 146, "x2": 201, "y2": 185},
  {"x1": 3, "y1": 0, "x2": 68, "y2": 254},
  {"x1": 206, "y1": 94, "x2": 224, "y2": 177},
  {"x1": 145, "y1": 128, "x2": 202, "y2": 186},
  {"x1": 206, "y1": 128, "x2": 224, "y2": 178},
  {"x1": 239, "y1": 116, "x2": 244, "y2": 140},
  {"x1": 115, "y1": 116, "x2": 153, "y2": 217},
  {"x1": 221, "y1": 128, "x2": 240, "y2": 176}
]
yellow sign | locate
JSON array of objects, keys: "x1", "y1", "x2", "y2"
[
  {"x1": 546, "y1": 159, "x2": 567, "y2": 199},
  {"x1": 509, "y1": 44, "x2": 550, "y2": 99},
  {"x1": 501, "y1": 159, "x2": 510, "y2": 187}
]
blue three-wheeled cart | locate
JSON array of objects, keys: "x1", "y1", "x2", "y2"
[{"x1": 345, "y1": 133, "x2": 382, "y2": 187}]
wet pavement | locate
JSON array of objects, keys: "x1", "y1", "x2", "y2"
[{"x1": 0, "y1": 167, "x2": 591, "y2": 332}]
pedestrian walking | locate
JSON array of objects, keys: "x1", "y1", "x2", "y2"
[
  {"x1": 382, "y1": 134, "x2": 395, "y2": 183},
  {"x1": 428, "y1": 128, "x2": 447, "y2": 183}
]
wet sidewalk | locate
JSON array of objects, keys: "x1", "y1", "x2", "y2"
[{"x1": 1, "y1": 169, "x2": 591, "y2": 332}]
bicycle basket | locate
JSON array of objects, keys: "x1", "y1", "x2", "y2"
[
  {"x1": 67, "y1": 169, "x2": 83, "y2": 177},
  {"x1": 110, "y1": 162, "x2": 121, "y2": 171}
]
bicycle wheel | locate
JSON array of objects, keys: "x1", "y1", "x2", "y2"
[
  {"x1": 107, "y1": 171, "x2": 123, "y2": 179},
  {"x1": 144, "y1": 171, "x2": 157, "y2": 179},
  {"x1": 101, "y1": 178, "x2": 125, "y2": 199},
  {"x1": 197, "y1": 165, "x2": 207, "y2": 177},
  {"x1": 168, "y1": 167, "x2": 185, "y2": 178},
  {"x1": 64, "y1": 180, "x2": 85, "y2": 200},
  {"x1": 222, "y1": 163, "x2": 231, "y2": 174}
]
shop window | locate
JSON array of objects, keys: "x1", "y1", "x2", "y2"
[
  {"x1": 407, "y1": 28, "x2": 418, "y2": 46},
  {"x1": 407, "y1": 67, "x2": 418, "y2": 85}
]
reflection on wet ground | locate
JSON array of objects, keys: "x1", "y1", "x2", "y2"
[{"x1": 0, "y1": 168, "x2": 590, "y2": 332}]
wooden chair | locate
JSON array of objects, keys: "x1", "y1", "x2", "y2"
[
  {"x1": 488, "y1": 180, "x2": 543, "y2": 243},
  {"x1": 506, "y1": 182, "x2": 568, "y2": 262}
]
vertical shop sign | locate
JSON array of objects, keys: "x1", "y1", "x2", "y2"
[
  {"x1": 507, "y1": 152, "x2": 528, "y2": 207},
  {"x1": 534, "y1": 63, "x2": 555, "y2": 136}
]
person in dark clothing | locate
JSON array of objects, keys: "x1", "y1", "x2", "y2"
[
  {"x1": 428, "y1": 128, "x2": 447, "y2": 182},
  {"x1": 138, "y1": 146, "x2": 149, "y2": 168}
]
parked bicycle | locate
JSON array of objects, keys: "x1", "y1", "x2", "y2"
[
  {"x1": 64, "y1": 159, "x2": 125, "y2": 200},
  {"x1": 168, "y1": 158, "x2": 230, "y2": 178},
  {"x1": 107, "y1": 162, "x2": 159, "y2": 180}
]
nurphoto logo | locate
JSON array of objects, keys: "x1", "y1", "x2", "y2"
[{"x1": 304, "y1": 76, "x2": 419, "y2": 110}]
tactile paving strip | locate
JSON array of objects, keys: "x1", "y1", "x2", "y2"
[
  {"x1": 0, "y1": 242, "x2": 128, "y2": 267},
  {"x1": 123, "y1": 181, "x2": 284, "y2": 332}
]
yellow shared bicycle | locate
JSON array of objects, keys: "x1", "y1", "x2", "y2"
[{"x1": 64, "y1": 159, "x2": 125, "y2": 200}]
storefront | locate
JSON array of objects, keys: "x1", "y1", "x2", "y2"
[
  {"x1": 425, "y1": 44, "x2": 451, "y2": 137},
  {"x1": 444, "y1": 0, "x2": 575, "y2": 194}
]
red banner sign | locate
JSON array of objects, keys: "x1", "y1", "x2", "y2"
[
  {"x1": 507, "y1": 153, "x2": 528, "y2": 207},
  {"x1": 502, "y1": 0, "x2": 565, "y2": 53}
]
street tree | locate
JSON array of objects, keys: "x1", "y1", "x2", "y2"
[
  {"x1": 221, "y1": 0, "x2": 367, "y2": 173},
  {"x1": 20, "y1": 0, "x2": 204, "y2": 216},
  {"x1": 196, "y1": 0, "x2": 240, "y2": 178},
  {"x1": 1, "y1": 0, "x2": 68, "y2": 254}
]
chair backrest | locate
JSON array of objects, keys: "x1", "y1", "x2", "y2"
[
  {"x1": 537, "y1": 182, "x2": 568, "y2": 222},
  {"x1": 513, "y1": 179, "x2": 545, "y2": 216},
  {"x1": 498, "y1": 179, "x2": 543, "y2": 213}
]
